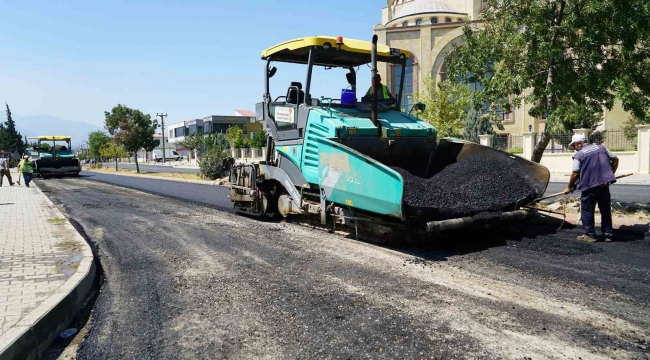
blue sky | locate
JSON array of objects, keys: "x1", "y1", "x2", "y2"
[{"x1": 0, "y1": 0, "x2": 385, "y2": 129}]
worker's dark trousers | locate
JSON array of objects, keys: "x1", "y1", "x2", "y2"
[
  {"x1": 22, "y1": 173, "x2": 34, "y2": 187},
  {"x1": 0, "y1": 169, "x2": 13, "y2": 186},
  {"x1": 580, "y1": 185, "x2": 613, "y2": 237}
]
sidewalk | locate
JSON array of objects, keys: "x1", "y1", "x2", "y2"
[
  {"x1": 0, "y1": 170, "x2": 95, "y2": 359},
  {"x1": 550, "y1": 172, "x2": 650, "y2": 185}
]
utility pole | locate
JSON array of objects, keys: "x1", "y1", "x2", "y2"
[{"x1": 157, "y1": 113, "x2": 168, "y2": 164}]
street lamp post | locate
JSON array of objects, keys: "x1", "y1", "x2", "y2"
[{"x1": 157, "y1": 113, "x2": 168, "y2": 164}]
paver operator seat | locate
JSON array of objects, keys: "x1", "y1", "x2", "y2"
[{"x1": 287, "y1": 82, "x2": 305, "y2": 105}]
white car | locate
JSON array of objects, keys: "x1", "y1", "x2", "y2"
[{"x1": 153, "y1": 149, "x2": 183, "y2": 162}]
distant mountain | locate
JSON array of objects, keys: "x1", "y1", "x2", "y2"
[{"x1": 6, "y1": 114, "x2": 103, "y2": 147}]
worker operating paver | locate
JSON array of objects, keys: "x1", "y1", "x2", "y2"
[{"x1": 562, "y1": 134, "x2": 619, "y2": 242}]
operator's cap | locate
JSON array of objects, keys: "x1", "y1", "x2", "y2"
[
  {"x1": 569, "y1": 134, "x2": 586, "y2": 146},
  {"x1": 23, "y1": 155, "x2": 29, "y2": 159}
]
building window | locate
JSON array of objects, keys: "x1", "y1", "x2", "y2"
[
  {"x1": 169, "y1": 130, "x2": 173, "y2": 139},
  {"x1": 445, "y1": 17, "x2": 452, "y2": 23},
  {"x1": 402, "y1": 21, "x2": 408, "y2": 26},
  {"x1": 249, "y1": 117, "x2": 255, "y2": 123},
  {"x1": 430, "y1": 17, "x2": 438, "y2": 24},
  {"x1": 174, "y1": 128, "x2": 184, "y2": 137},
  {"x1": 439, "y1": 62, "x2": 447, "y2": 82},
  {"x1": 188, "y1": 124, "x2": 197, "y2": 135},
  {"x1": 394, "y1": 58, "x2": 414, "y2": 112},
  {"x1": 250, "y1": 132, "x2": 256, "y2": 139},
  {"x1": 415, "y1": 19, "x2": 422, "y2": 25}
]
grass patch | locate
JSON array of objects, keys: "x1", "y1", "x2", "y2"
[
  {"x1": 84, "y1": 166, "x2": 206, "y2": 181},
  {"x1": 47, "y1": 218, "x2": 67, "y2": 225}
]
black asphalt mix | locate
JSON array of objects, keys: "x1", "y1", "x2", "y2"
[
  {"x1": 393, "y1": 155, "x2": 538, "y2": 220},
  {"x1": 37, "y1": 178, "x2": 650, "y2": 359}
]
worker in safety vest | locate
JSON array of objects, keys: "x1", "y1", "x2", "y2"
[
  {"x1": 562, "y1": 134, "x2": 619, "y2": 242},
  {"x1": 366, "y1": 74, "x2": 393, "y2": 100},
  {"x1": 18, "y1": 155, "x2": 35, "y2": 188}
]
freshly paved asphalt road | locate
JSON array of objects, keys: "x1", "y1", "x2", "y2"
[
  {"x1": 78, "y1": 170, "x2": 650, "y2": 208},
  {"x1": 102, "y1": 162, "x2": 199, "y2": 174},
  {"x1": 37, "y1": 177, "x2": 650, "y2": 359},
  {"x1": 78, "y1": 171, "x2": 232, "y2": 209}
]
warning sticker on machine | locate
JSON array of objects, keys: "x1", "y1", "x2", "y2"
[{"x1": 274, "y1": 107, "x2": 294, "y2": 123}]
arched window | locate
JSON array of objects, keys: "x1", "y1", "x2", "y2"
[
  {"x1": 445, "y1": 17, "x2": 452, "y2": 23},
  {"x1": 402, "y1": 21, "x2": 409, "y2": 26},
  {"x1": 415, "y1": 19, "x2": 422, "y2": 25},
  {"x1": 394, "y1": 58, "x2": 415, "y2": 111},
  {"x1": 430, "y1": 17, "x2": 438, "y2": 24}
]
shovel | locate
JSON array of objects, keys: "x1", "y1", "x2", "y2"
[{"x1": 531, "y1": 173, "x2": 634, "y2": 204}]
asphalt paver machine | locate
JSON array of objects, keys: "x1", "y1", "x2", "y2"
[
  {"x1": 228, "y1": 35, "x2": 550, "y2": 242},
  {"x1": 26, "y1": 136, "x2": 81, "y2": 178}
]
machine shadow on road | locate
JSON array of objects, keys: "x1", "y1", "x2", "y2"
[{"x1": 384, "y1": 215, "x2": 648, "y2": 262}]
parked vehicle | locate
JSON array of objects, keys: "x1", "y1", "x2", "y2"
[{"x1": 153, "y1": 149, "x2": 183, "y2": 162}]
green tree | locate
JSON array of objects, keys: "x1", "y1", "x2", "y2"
[
  {"x1": 178, "y1": 134, "x2": 202, "y2": 163},
  {"x1": 104, "y1": 104, "x2": 158, "y2": 173},
  {"x1": 412, "y1": 77, "x2": 472, "y2": 137},
  {"x1": 446, "y1": 0, "x2": 650, "y2": 162},
  {"x1": 0, "y1": 104, "x2": 24, "y2": 153},
  {"x1": 88, "y1": 131, "x2": 110, "y2": 161},
  {"x1": 225, "y1": 125, "x2": 246, "y2": 149},
  {"x1": 463, "y1": 108, "x2": 495, "y2": 143},
  {"x1": 99, "y1": 141, "x2": 128, "y2": 171},
  {"x1": 143, "y1": 137, "x2": 160, "y2": 162},
  {"x1": 202, "y1": 132, "x2": 230, "y2": 152},
  {"x1": 198, "y1": 148, "x2": 228, "y2": 180},
  {"x1": 249, "y1": 129, "x2": 268, "y2": 148}
]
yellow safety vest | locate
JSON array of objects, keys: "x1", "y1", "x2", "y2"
[
  {"x1": 19, "y1": 160, "x2": 34, "y2": 174},
  {"x1": 366, "y1": 84, "x2": 390, "y2": 99}
]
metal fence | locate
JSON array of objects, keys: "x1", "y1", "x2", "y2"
[
  {"x1": 536, "y1": 131, "x2": 637, "y2": 153},
  {"x1": 492, "y1": 134, "x2": 524, "y2": 154},
  {"x1": 536, "y1": 133, "x2": 574, "y2": 153},
  {"x1": 598, "y1": 130, "x2": 637, "y2": 151}
]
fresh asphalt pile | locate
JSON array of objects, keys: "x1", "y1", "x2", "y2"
[{"x1": 393, "y1": 154, "x2": 538, "y2": 220}]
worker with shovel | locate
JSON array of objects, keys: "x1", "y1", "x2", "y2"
[{"x1": 562, "y1": 134, "x2": 619, "y2": 242}]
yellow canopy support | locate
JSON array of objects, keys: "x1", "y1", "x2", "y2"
[{"x1": 261, "y1": 36, "x2": 409, "y2": 67}]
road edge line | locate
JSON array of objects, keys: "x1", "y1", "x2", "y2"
[{"x1": 0, "y1": 183, "x2": 97, "y2": 360}]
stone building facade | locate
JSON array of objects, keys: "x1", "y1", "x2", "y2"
[{"x1": 373, "y1": 0, "x2": 632, "y2": 135}]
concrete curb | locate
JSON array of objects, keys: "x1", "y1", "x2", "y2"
[
  {"x1": 84, "y1": 168, "x2": 228, "y2": 186},
  {"x1": 0, "y1": 183, "x2": 97, "y2": 360}
]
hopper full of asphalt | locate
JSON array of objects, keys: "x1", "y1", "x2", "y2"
[{"x1": 392, "y1": 154, "x2": 539, "y2": 221}]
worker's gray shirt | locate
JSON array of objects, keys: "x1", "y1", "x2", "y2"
[
  {"x1": 0, "y1": 158, "x2": 7, "y2": 170},
  {"x1": 573, "y1": 146, "x2": 616, "y2": 172}
]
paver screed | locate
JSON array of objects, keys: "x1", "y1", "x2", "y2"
[{"x1": 0, "y1": 178, "x2": 85, "y2": 336}]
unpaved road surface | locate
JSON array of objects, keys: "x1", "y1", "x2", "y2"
[{"x1": 39, "y1": 178, "x2": 650, "y2": 359}]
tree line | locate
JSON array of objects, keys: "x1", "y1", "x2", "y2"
[{"x1": 0, "y1": 104, "x2": 25, "y2": 155}]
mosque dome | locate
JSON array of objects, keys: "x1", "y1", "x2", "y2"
[{"x1": 391, "y1": 0, "x2": 457, "y2": 21}]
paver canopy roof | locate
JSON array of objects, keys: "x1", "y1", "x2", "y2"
[{"x1": 261, "y1": 36, "x2": 410, "y2": 67}]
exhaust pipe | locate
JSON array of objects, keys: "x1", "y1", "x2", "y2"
[{"x1": 371, "y1": 35, "x2": 379, "y2": 131}]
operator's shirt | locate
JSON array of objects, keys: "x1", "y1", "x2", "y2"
[
  {"x1": 572, "y1": 144, "x2": 617, "y2": 191},
  {"x1": 0, "y1": 158, "x2": 7, "y2": 170}
]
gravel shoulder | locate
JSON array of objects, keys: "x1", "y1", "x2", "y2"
[{"x1": 38, "y1": 178, "x2": 650, "y2": 359}]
